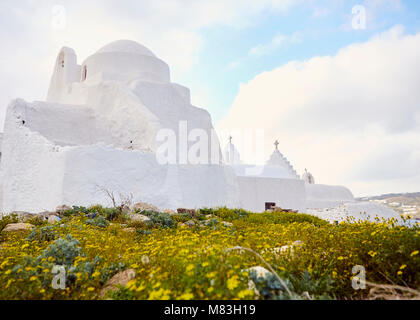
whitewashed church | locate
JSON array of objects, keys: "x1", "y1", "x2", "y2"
[{"x1": 0, "y1": 40, "x2": 394, "y2": 218}]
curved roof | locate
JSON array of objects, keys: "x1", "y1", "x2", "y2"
[{"x1": 95, "y1": 40, "x2": 156, "y2": 57}]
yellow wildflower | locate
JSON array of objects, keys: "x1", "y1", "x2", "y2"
[
  {"x1": 227, "y1": 275, "x2": 240, "y2": 290},
  {"x1": 179, "y1": 292, "x2": 194, "y2": 300}
]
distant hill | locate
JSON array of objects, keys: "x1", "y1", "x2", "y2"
[
  {"x1": 357, "y1": 192, "x2": 420, "y2": 218},
  {"x1": 356, "y1": 192, "x2": 420, "y2": 201}
]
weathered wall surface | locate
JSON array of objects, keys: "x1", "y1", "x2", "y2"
[
  {"x1": 0, "y1": 99, "x2": 66, "y2": 212},
  {"x1": 237, "y1": 176, "x2": 306, "y2": 212},
  {"x1": 60, "y1": 144, "x2": 240, "y2": 211}
]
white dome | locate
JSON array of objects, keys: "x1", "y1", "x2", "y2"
[{"x1": 96, "y1": 40, "x2": 156, "y2": 57}]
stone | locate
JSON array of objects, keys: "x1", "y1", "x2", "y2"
[
  {"x1": 48, "y1": 215, "x2": 60, "y2": 224},
  {"x1": 269, "y1": 240, "x2": 303, "y2": 257},
  {"x1": 184, "y1": 220, "x2": 196, "y2": 227},
  {"x1": 130, "y1": 214, "x2": 151, "y2": 223},
  {"x1": 130, "y1": 202, "x2": 158, "y2": 213},
  {"x1": 221, "y1": 221, "x2": 233, "y2": 227},
  {"x1": 2, "y1": 223, "x2": 34, "y2": 233},
  {"x1": 163, "y1": 209, "x2": 176, "y2": 215},
  {"x1": 247, "y1": 266, "x2": 273, "y2": 279},
  {"x1": 177, "y1": 208, "x2": 197, "y2": 217},
  {"x1": 122, "y1": 227, "x2": 136, "y2": 233},
  {"x1": 100, "y1": 269, "x2": 136, "y2": 298},
  {"x1": 11, "y1": 211, "x2": 34, "y2": 221},
  {"x1": 244, "y1": 266, "x2": 274, "y2": 297},
  {"x1": 55, "y1": 205, "x2": 72, "y2": 214}
]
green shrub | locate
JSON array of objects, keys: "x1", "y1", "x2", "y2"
[
  {"x1": 0, "y1": 213, "x2": 18, "y2": 232},
  {"x1": 85, "y1": 215, "x2": 110, "y2": 228},
  {"x1": 26, "y1": 215, "x2": 48, "y2": 227},
  {"x1": 171, "y1": 213, "x2": 192, "y2": 223},
  {"x1": 41, "y1": 235, "x2": 83, "y2": 266},
  {"x1": 204, "y1": 207, "x2": 250, "y2": 222},
  {"x1": 61, "y1": 206, "x2": 90, "y2": 217},
  {"x1": 244, "y1": 211, "x2": 328, "y2": 227},
  {"x1": 142, "y1": 211, "x2": 175, "y2": 229},
  {"x1": 27, "y1": 225, "x2": 58, "y2": 242},
  {"x1": 99, "y1": 262, "x2": 127, "y2": 285},
  {"x1": 136, "y1": 228, "x2": 153, "y2": 236}
]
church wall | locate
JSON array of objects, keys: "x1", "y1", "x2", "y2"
[
  {"x1": 1, "y1": 99, "x2": 66, "y2": 213},
  {"x1": 60, "y1": 144, "x2": 240, "y2": 210},
  {"x1": 305, "y1": 183, "x2": 354, "y2": 209},
  {"x1": 237, "y1": 176, "x2": 306, "y2": 212}
]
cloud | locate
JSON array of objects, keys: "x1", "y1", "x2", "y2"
[
  {"x1": 0, "y1": 0, "x2": 301, "y2": 128},
  {"x1": 217, "y1": 26, "x2": 420, "y2": 196},
  {"x1": 249, "y1": 32, "x2": 302, "y2": 57}
]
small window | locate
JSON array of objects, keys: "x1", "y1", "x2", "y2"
[
  {"x1": 58, "y1": 52, "x2": 65, "y2": 68},
  {"x1": 265, "y1": 202, "x2": 276, "y2": 211},
  {"x1": 82, "y1": 66, "x2": 87, "y2": 81}
]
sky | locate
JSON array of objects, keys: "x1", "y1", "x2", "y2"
[{"x1": 0, "y1": 0, "x2": 419, "y2": 197}]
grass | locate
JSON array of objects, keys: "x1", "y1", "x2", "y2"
[{"x1": 0, "y1": 206, "x2": 419, "y2": 300}]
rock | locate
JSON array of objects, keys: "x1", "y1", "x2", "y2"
[
  {"x1": 221, "y1": 221, "x2": 233, "y2": 227},
  {"x1": 38, "y1": 211, "x2": 59, "y2": 221},
  {"x1": 205, "y1": 214, "x2": 214, "y2": 219},
  {"x1": 130, "y1": 214, "x2": 151, "y2": 223},
  {"x1": 247, "y1": 266, "x2": 273, "y2": 279},
  {"x1": 177, "y1": 208, "x2": 197, "y2": 217},
  {"x1": 202, "y1": 218, "x2": 219, "y2": 226},
  {"x1": 184, "y1": 220, "x2": 196, "y2": 227},
  {"x1": 122, "y1": 227, "x2": 136, "y2": 233},
  {"x1": 244, "y1": 266, "x2": 274, "y2": 297},
  {"x1": 48, "y1": 215, "x2": 60, "y2": 224},
  {"x1": 100, "y1": 269, "x2": 136, "y2": 298},
  {"x1": 272, "y1": 207, "x2": 298, "y2": 213},
  {"x1": 55, "y1": 205, "x2": 72, "y2": 214},
  {"x1": 130, "y1": 202, "x2": 158, "y2": 213},
  {"x1": 11, "y1": 211, "x2": 34, "y2": 221},
  {"x1": 270, "y1": 240, "x2": 303, "y2": 257},
  {"x1": 163, "y1": 209, "x2": 176, "y2": 215},
  {"x1": 2, "y1": 223, "x2": 34, "y2": 233}
]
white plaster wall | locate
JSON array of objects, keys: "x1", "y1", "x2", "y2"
[
  {"x1": 47, "y1": 47, "x2": 82, "y2": 104},
  {"x1": 237, "y1": 176, "x2": 306, "y2": 212},
  {"x1": 305, "y1": 183, "x2": 354, "y2": 209},
  {"x1": 60, "y1": 144, "x2": 240, "y2": 210},
  {"x1": 1, "y1": 99, "x2": 66, "y2": 213},
  {"x1": 232, "y1": 164, "x2": 298, "y2": 179}
]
